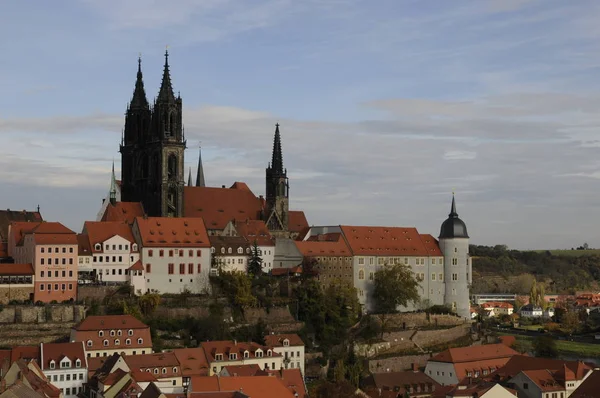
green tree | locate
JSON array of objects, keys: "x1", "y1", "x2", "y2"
[
  {"x1": 138, "y1": 293, "x2": 161, "y2": 317},
  {"x1": 512, "y1": 339, "x2": 532, "y2": 354},
  {"x1": 533, "y1": 335, "x2": 558, "y2": 358},
  {"x1": 561, "y1": 311, "x2": 579, "y2": 335},
  {"x1": 529, "y1": 280, "x2": 538, "y2": 307},
  {"x1": 247, "y1": 241, "x2": 263, "y2": 277},
  {"x1": 372, "y1": 263, "x2": 420, "y2": 338},
  {"x1": 217, "y1": 271, "x2": 257, "y2": 311}
]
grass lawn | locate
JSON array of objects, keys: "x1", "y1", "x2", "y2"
[
  {"x1": 502, "y1": 332, "x2": 600, "y2": 357},
  {"x1": 530, "y1": 249, "x2": 600, "y2": 257}
]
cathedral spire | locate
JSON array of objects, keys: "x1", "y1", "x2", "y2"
[
  {"x1": 157, "y1": 48, "x2": 175, "y2": 103},
  {"x1": 270, "y1": 123, "x2": 284, "y2": 174},
  {"x1": 109, "y1": 161, "x2": 117, "y2": 206},
  {"x1": 187, "y1": 167, "x2": 192, "y2": 187},
  {"x1": 130, "y1": 55, "x2": 149, "y2": 109},
  {"x1": 196, "y1": 146, "x2": 206, "y2": 187}
]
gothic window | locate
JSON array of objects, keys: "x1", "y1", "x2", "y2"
[{"x1": 168, "y1": 155, "x2": 177, "y2": 179}]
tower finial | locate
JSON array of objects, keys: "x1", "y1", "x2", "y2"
[
  {"x1": 196, "y1": 145, "x2": 206, "y2": 187},
  {"x1": 449, "y1": 193, "x2": 458, "y2": 218},
  {"x1": 130, "y1": 54, "x2": 149, "y2": 109},
  {"x1": 270, "y1": 123, "x2": 284, "y2": 174},
  {"x1": 110, "y1": 161, "x2": 117, "y2": 206},
  {"x1": 158, "y1": 47, "x2": 175, "y2": 103}
]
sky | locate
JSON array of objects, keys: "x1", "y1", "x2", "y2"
[{"x1": 2, "y1": 0, "x2": 600, "y2": 250}]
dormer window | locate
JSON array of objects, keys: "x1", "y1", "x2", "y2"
[
  {"x1": 115, "y1": 339, "x2": 120, "y2": 346},
  {"x1": 243, "y1": 351, "x2": 250, "y2": 359},
  {"x1": 117, "y1": 330, "x2": 122, "y2": 336},
  {"x1": 126, "y1": 339, "x2": 131, "y2": 345},
  {"x1": 256, "y1": 350, "x2": 263, "y2": 358},
  {"x1": 87, "y1": 340, "x2": 92, "y2": 347},
  {"x1": 61, "y1": 361, "x2": 70, "y2": 369},
  {"x1": 138, "y1": 338, "x2": 143, "y2": 345},
  {"x1": 103, "y1": 340, "x2": 109, "y2": 347},
  {"x1": 75, "y1": 359, "x2": 81, "y2": 368},
  {"x1": 110, "y1": 330, "x2": 116, "y2": 337},
  {"x1": 132, "y1": 244, "x2": 137, "y2": 251},
  {"x1": 49, "y1": 360, "x2": 55, "y2": 369},
  {"x1": 162, "y1": 368, "x2": 167, "y2": 374},
  {"x1": 95, "y1": 243, "x2": 101, "y2": 251},
  {"x1": 267, "y1": 350, "x2": 272, "y2": 357},
  {"x1": 283, "y1": 339, "x2": 290, "y2": 347},
  {"x1": 215, "y1": 354, "x2": 223, "y2": 361},
  {"x1": 221, "y1": 248, "x2": 225, "y2": 254},
  {"x1": 128, "y1": 329, "x2": 133, "y2": 336},
  {"x1": 99, "y1": 331, "x2": 104, "y2": 337},
  {"x1": 227, "y1": 248, "x2": 232, "y2": 254},
  {"x1": 229, "y1": 353, "x2": 237, "y2": 360},
  {"x1": 154, "y1": 368, "x2": 159, "y2": 374},
  {"x1": 246, "y1": 248, "x2": 251, "y2": 254},
  {"x1": 173, "y1": 367, "x2": 178, "y2": 373}
]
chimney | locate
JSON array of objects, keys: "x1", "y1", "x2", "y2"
[
  {"x1": 222, "y1": 185, "x2": 226, "y2": 188},
  {"x1": 412, "y1": 362, "x2": 419, "y2": 372}
]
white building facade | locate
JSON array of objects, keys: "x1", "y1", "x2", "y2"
[{"x1": 40, "y1": 342, "x2": 88, "y2": 398}]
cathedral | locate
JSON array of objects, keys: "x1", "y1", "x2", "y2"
[{"x1": 112, "y1": 51, "x2": 308, "y2": 239}]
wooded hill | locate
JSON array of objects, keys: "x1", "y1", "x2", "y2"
[{"x1": 471, "y1": 245, "x2": 600, "y2": 294}]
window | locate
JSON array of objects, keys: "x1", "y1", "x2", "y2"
[
  {"x1": 128, "y1": 329, "x2": 133, "y2": 336},
  {"x1": 179, "y1": 250, "x2": 184, "y2": 257},
  {"x1": 358, "y1": 257, "x2": 364, "y2": 265},
  {"x1": 432, "y1": 258, "x2": 436, "y2": 265},
  {"x1": 369, "y1": 272, "x2": 374, "y2": 281},
  {"x1": 180, "y1": 263, "x2": 185, "y2": 274},
  {"x1": 198, "y1": 264, "x2": 202, "y2": 273},
  {"x1": 215, "y1": 354, "x2": 223, "y2": 361},
  {"x1": 47, "y1": 284, "x2": 51, "y2": 291},
  {"x1": 452, "y1": 273, "x2": 458, "y2": 281},
  {"x1": 61, "y1": 283, "x2": 66, "y2": 291},
  {"x1": 229, "y1": 353, "x2": 237, "y2": 360},
  {"x1": 431, "y1": 273, "x2": 436, "y2": 281},
  {"x1": 439, "y1": 273, "x2": 443, "y2": 280},
  {"x1": 168, "y1": 264, "x2": 174, "y2": 274},
  {"x1": 55, "y1": 284, "x2": 59, "y2": 291},
  {"x1": 188, "y1": 263, "x2": 193, "y2": 274},
  {"x1": 115, "y1": 339, "x2": 120, "y2": 346},
  {"x1": 49, "y1": 360, "x2": 55, "y2": 369},
  {"x1": 138, "y1": 338, "x2": 143, "y2": 344},
  {"x1": 267, "y1": 350, "x2": 272, "y2": 357},
  {"x1": 40, "y1": 284, "x2": 44, "y2": 291},
  {"x1": 99, "y1": 330, "x2": 104, "y2": 337},
  {"x1": 162, "y1": 367, "x2": 167, "y2": 374},
  {"x1": 173, "y1": 367, "x2": 178, "y2": 373},
  {"x1": 454, "y1": 247, "x2": 458, "y2": 253},
  {"x1": 169, "y1": 250, "x2": 174, "y2": 257},
  {"x1": 197, "y1": 250, "x2": 202, "y2": 256},
  {"x1": 146, "y1": 264, "x2": 151, "y2": 273},
  {"x1": 110, "y1": 330, "x2": 115, "y2": 337},
  {"x1": 149, "y1": 250, "x2": 153, "y2": 257},
  {"x1": 41, "y1": 247, "x2": 45, "y2": 253},
  {"x1": 358, "y1": 269, "x2": 365, "y2": 280},
  {"x1": 283, "y1": 339, "x2": 290, "y2": 347},
  {"x1": 452, "y1": 258, "x2": 458, "y2": 266},
  {"x1": 256, "y1": 350, "x2": 263, "y2": 358},
  {"x1": 154, "y1": 368, "x2": 159, "y2": 374},
  {"x1": 126, "y1": 338, "x2": 131, "y2": 345},
  {"x1": 87, "y1": 340, "x2": 92, "y2": 347},
  {"x1": 41, "y1": 271, "x2": 44, "y2": 277},
  {"x1": 41, "y1": 258, "x2": 45, "y2": 265},
  {"x1": 103, "y1": 339, "x2": 109, "y2": 346}
]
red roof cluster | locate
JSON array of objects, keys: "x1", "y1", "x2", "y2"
[
  {"x1": 82, "y1": 221, "x2": 136, "y2": 253},
  {"x1": 101, "y1": 202, "x2": 145, "y2": 224},
  {"x1": 233, "y1": 219, "x2": 275, "y2": 247},
  {"x1": 340, "y1": 226, "x2": 442, "y2": 256},
  {"x1": 0, "y1": 263, "x2": 34, "y2": 276}
]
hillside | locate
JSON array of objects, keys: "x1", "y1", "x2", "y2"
[{"x1": 471, "y1": 245, "x2": 600, "y2": 294}]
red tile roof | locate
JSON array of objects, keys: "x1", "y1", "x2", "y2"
[
  {"x1": 12, "y1": 360, "x2": 61, "y2": 398},
  {"x1": 172, "y1": 347, "x2": 209, "y2": 377},
  {"x1": 40, "y1": 342, "x2": 86, "y2": 371},
  {"x1": 82, "y1": 221, "x2": 137, "y2": 252},
  {"x1": 482, "y1": 302, "x2": 514, "y2": 309},
  {"x1": 74, "y1": 315, "x2": 149, "y2": 331},
  {"x1": 209, "y1": 236, "x2": 250, "y2": 252},
  {"x1": 209, "y1": 376, "x2": 296, "y2": 398},
  {"x1": 498, "y1": 336, "x2": 516, "y2": 347},
  {"x1": 264, "y1": 334, "x2": 304, "y2": 347},
  {"x1": 77, "y1": 234, "x2": 92, "y2": 256},
  {"x1": 201, "y1": 341, "x2": 282, "y2": 362},
  {"x1": 521, "y1": 369, "x2": 565, "y2": 392},
  {"x1": 489, "y1": 355, "x2": 593, "y2": 382},
  {"x1": 102, "y1": 202, "x2": 146, "y2": 224},
  {"x1": 184, "y1": 185, "x2": 263, "y2": 230},
  {"x1": 222, "y1": 364, "x2": 261, "y2": 376},
  {"x1": 270, "y1": 265, "x2": 302, "y2": 276},
  {"x1": 430, "y1": 344, "x2": 518, "y2": 363},
  {"x1": 135, "y1": 217, "x2": 210, "y2": 247},
  {"x1": 234, "y1": 220, "x2": 275, "y2": 247},
  {"x1": 123, "y1": 352, "x2": 180, "y2": 379},
  {"x1": 129, "y1": 261, "x2": 144, "y2": 271},
  {"x1": 0, "y1": 209, "x2": 43, "y2": 242},
  {"x1": 0, "y1": 263, "x2": 34, "y2": 276},
  {"x1": 10, "y1": 346, "x2": 40, "y2": 363},
  {"x1": 295, "y1": 234, "x2": 351, "y2": 257},
  {"x1": 11, "y1": 221, "x2": 76, "y2": 246},
  {"x1": 340, "y1": 226, "x2": 441, "y2": 256},
  {"x1": 571, "y1": 369, "x2": 600, "y2": 397},
  {"x1": 288, "y1": 211, "x2": 308, "y2": 233}
]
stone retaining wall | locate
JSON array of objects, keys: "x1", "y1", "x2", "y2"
[
  {"x1": 368, "y1": 354, "x2": 434, "y2": 373},
  {"x1": 0, "y1": 305, "x2": 85, "y2": 324}
]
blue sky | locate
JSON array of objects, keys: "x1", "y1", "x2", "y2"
[{"x1": 2, "y1": 0, "x2": 600, "y2": 249}]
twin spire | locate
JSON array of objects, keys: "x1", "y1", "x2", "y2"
[
  {"x1": 187, "y1": 147, "x2": 206, "y2": 187},
  {"x1": 129, "y1": 49, "x2": 176, "y2": 109}
]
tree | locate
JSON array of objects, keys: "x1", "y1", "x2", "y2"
[
  {"x1": 512, "y1": 339, "x2": 532, "y2": 354},
  {"x1": 218, "y1": 271, "x2": 257, "y2": 311},
  {"x1": 529, "y1": 280, "x2": 538, "y2": 307},
  {"x1": 533, "y1": 335, "x2": 558, "y2": 358},
  {"x1": 247, "y1": 241, "x2": 263, "y2": 277},
  {"x1": 312, "y1": 380, "x2": 356, "y2": 398},
  {"x1": 561, "y1": 311, "x2": 579, "y2": 335},
  {"x1": 372, "y1": 263, "x2": 420, "y2": 338},
  {"x1": 138, "y1": 293, "x2": 161, "y2": 317}
]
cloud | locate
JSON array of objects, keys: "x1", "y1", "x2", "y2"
[{"x1": 443, "y1": 151, "x2": 477, "y2": 161}]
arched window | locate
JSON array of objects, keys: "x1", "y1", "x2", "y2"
[
  {"x1": 138, "y1": 338, "x2": 143, "y2": 345},
  {"x1": 128, "y1": 329, "x2": 133, "y2": 336},
  {"x1": 87, "y1": 340, "x2": 92, "y2": 347},
  {"x1": 227, "y1": 248, "x2": 232, "y2": 254},
  {"x1": 162, "y1": 368, "x2": 167, "y2": 374},
  {"x1": 126, "y1": 339, "x2": 131, "y2": 345},
  {"x1": 267, "y1": 350, "x2": 272, "y2": 357},
  {"x1": 237, "y1": 247, "x2": 243, "y2": 254},
  {"x1": 173, "y1": 367, "x2": 178, "y2": 373},
  {"x1": 168, "y1": 154, "x2": 177, "y2": 179},
  {"x1": 243, "y1": 351, "x2": 249, "y2": 358},
  {"x1": 98, "y1": 331, "x2": 104, "y2": 337},
  {"x1": 110, "y1": 330, "x2": 115, "y2": 337},
  {"x1": 115, "y1": 339, "x2": 120, "y2": 346},
  {"x1": 358, "y1": 269, "x2": 365, "y2": 280},
  {"x1": 103, "y1": 340, "x2": 109, "y2": 347}
]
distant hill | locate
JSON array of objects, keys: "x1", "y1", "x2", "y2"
[{"x1": 470, "y1": 245, "x2": 600, "y2": 295}]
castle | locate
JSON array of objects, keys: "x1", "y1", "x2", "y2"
[{"x1": 97, "y1": 52, "x2": 471, "y2": 318}]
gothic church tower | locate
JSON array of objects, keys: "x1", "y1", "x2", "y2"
[
  {"x1": 120, "y1": 51, "x2": 186, "y2": 217},
  {"x1": 265, "y1": 124, "x2": 289, "y2": 236}
]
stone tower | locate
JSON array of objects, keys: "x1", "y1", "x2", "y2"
[
  {"x1": 439, "y1": 194, "x2": 471, "y2": 320},
  {"x1": 265, "y1": 124, "x2": 289, "y2": 236},
  {"x1": 120, "y1": 51, "x2": 186, "y2": 217}
]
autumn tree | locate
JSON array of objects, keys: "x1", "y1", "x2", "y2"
[
  {"x1": 533, "y1": 335, "x2": 558, "y2": 358},
  {"x1": 372, "y1": 263, "x2": 420, "y2": 338}
]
